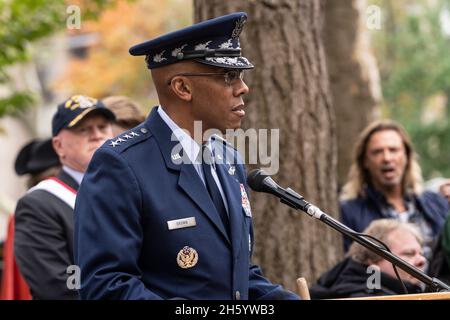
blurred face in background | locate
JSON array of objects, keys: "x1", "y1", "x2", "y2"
[
  {"x1": 364, "y1": 130, "x2": 408, "y2": 193},
  {"x1": 53, "y1": 113, "x2": 113, "y2": 172},
  {"x1": 373, "y1": 228, "x2": 426, "y2": 285},
  {"x1": 439, "y1": 181, "x2": 450, "y2": 203}
]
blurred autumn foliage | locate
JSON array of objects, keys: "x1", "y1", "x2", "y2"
[
  {"x1": 54, "y1": 0, "x2": 192, "y2": 110},
  {"x1": 370, "y1": 0, "x2": 450, "y2": 179},
  {"x1": 0, "y1": 0, "x2": 120, "y2": 120}
]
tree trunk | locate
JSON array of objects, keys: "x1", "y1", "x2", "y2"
[
  {"x1": 324, "y1": 0, "x2": 381, "y2": 188},
  {"x1": 194, "y1": 0, "x2": 342, "y2": 290}
]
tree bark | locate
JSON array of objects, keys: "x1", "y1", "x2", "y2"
[
  {"x1": 194, "y1": 0, "x2": 342, "y2": 290},
  {"x1": 324, "y1": 0, "x2": 381, "y2": 188}
]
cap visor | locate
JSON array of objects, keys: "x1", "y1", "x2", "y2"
[{"x1": 67, "y1": 108, "x2": 115, "y2": 128}]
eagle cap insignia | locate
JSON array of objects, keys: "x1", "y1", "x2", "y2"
[
  {"x1": 177, "y1": 246, "x2": 198, "y2": 269},
  {"x1": 232, "y1": 16, "x2": 247, "y2": 39},
  {"x1": 153, "y1": 50, "x2": 167, "y2": 63},
  {"x1": 65, "y1": 95, "x2": 97, "y2": 110}
]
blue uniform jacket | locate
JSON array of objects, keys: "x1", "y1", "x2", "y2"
[
  {"x1": 74, "y1": 108, "x2": 298, "y2": 300},
  {"x1": 340, "y1": 186, "x2": 449, "y2": 251}
]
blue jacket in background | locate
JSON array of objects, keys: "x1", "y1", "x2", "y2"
[{"x1": 340, "y1": 186, "x2": 449, "y2": 251}]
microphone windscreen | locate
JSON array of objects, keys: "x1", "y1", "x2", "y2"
[{"x1": 247, "y1": 169, "x2": 269, "y2": 192}]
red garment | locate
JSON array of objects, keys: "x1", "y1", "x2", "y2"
[{"x1": 0, "y1": 214, "x2": 32, "y2": 300}]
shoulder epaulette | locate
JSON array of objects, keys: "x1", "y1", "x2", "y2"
[{"x1": 106, "y1": 125, "x2": 152, "y2": 153}]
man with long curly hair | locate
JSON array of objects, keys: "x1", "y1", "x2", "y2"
[{"x1": 340, "y1": 120, "x2": 449, "y2": 261}]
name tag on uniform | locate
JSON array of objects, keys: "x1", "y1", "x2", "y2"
[{"x1": 167, "y1": 217, "x2": 197, "y2": 230}]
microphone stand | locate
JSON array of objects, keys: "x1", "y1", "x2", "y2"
[{"x1": 276, "y1": 186, "x2": 450, "y2": 293}]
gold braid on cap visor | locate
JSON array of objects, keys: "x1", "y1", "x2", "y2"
[{"x1": 68, "y1": 107, "x2": 94, "y2": 128}]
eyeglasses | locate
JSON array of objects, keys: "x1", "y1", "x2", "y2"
[{"x1": 167, "y1": 69, "x2": 244, "y2": 86}]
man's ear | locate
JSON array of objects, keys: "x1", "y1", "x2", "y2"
[
  {"x1": 170, "y1": 77, "x2": 192, "y2": 102},
  {"x1": 52, "y1": 136, "x2": 64, "y2": 158}
]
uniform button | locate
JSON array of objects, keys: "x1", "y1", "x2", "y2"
[
  {"x1": 235, "y1": 291, "x2": 241, "y2": 300},
  {"x1": 140, "y1": 128, "x2": 148, "y2": 134}
]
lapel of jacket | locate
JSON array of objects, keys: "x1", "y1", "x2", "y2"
[
  {"x1": 146, "y1": 108, "x2": 231, "y2": 244},
  {"x1": 213, "y1": 143, "x2": 245, "y2": 259}
]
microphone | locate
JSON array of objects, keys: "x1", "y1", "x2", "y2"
[
  {"x1": 246, "y1": 169, "x2": 280, "y2": 194},
  {"x1": 246, "y1": 169, "x2": 324, "y2": 219},
  {"x1": 246, "y1": 169, "x2": 450, "y2": 292}
]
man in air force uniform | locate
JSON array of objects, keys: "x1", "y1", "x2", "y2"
[{"x1": 74, "y1": 12, "x2": 299, "y2": 300}]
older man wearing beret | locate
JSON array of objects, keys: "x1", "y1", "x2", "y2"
[
  {"x1": 14, "y1": 95, "x2": 115, "y2": 299},
  {"x1": 74, "y1": 12, "x2": 299, "y2": 300}
]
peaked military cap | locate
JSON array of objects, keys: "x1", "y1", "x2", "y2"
[
  {"x1": 52, "y1": 95, "x2": 116, "y2": 136},
  {"x1": 129, "y1": 12, "x2": 254, "y2": 70}
]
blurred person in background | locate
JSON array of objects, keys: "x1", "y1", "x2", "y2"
[
  {"x1": 14, "y1": 95, "x2": 115, "y2": 299},
  {"x1": 310, "y1": 219, "x2": 426, "y2": 299},
  {"x1": 102, "y1": 95, "x2": 146, "y2": 135},
  {"x1": 439, "y1": 181, "x2": 450, "y2": 203},
  {"x1": 340, "y1": 120, "x2": 449, "y2": 261},
  {"x1": 1, "y1": 138, "x2": 60, "y2": 300},
  {"x1": 425, "y1": 177, "x2": 450, "y2": 204},
  {"x1": 428, "y1": 200, "x2": 450, "y2": 286}
]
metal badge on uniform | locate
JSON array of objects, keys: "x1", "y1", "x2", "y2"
[
  {"x1": 167, "y1": 217, "x2": 196, "y2": 230},
  {"x1": 240, "y1": 183, "x2": 252, "y2": 217},
  {"x1": 177, "y1": 246, "x2": 198, "y2": 269},
  {"x1": 228, "y1": 166, "x2": 235, "y2": 176},
  {"x1": 171, "y1": 153, "x2": 181, "y2": 161}
]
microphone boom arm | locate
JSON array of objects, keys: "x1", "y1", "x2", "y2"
[
  {"x1": 249, "y1": 170, "x2": 450, "y2": 292},
  {"x1": 284, "y1": 189, "x2": 450, "y2": 292}
]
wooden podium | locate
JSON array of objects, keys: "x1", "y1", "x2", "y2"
[
  {"x1": 295, "y1": 277, "x2": 450, "y2": 300},
  {"x1": 338, "y1": 292, "x2": 450, "y2": 300}
]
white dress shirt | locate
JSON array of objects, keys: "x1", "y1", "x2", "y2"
[{"x1": 157, "y1": 106, "x2": 229, "y2": 213}]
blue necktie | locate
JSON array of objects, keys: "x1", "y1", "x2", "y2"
[{"x1": 201, "y1": 145, "x2": 230, "y2": 236}]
